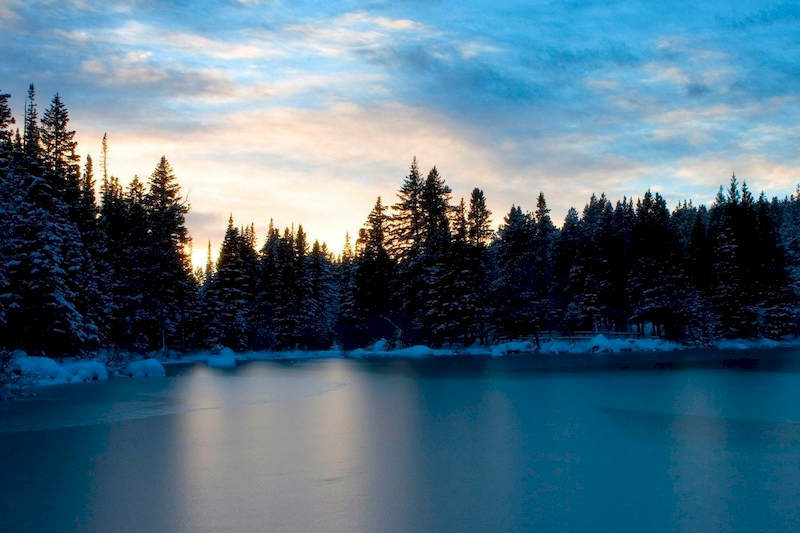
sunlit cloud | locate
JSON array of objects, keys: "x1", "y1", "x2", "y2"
[{"x1": 3, "y1": 0, "x2": 800, "y2": 269}]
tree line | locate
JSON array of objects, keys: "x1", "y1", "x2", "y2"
[{"x1": 1, "y1": 86, "x2": 799, "y2": 357}]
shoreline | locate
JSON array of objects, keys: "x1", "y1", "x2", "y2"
[{"x1": 4, "y1": 335, "x2": 800, "y2": 396}]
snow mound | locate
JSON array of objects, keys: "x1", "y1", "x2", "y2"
[
  {"x1": 392, "y1": 345, "x2": 438, "y2": 358},
  {"x1": 370, "y1": 339, "x2": 389, "y2": 351},
  {"x1": 490, "y1": 341, "x2": 536, "y2": 357},
  {"x1": 61, "y1": 360, "x2": 108, "y2": 383},
  {"x1": 121, "y1": 358, "x2": 165, "y2": 377},
  {"x1": 713, "y1": 338, "x2": 786, "y2": 350},
  {"x1": 10, "y1": 353, "x2": 108, "y2": 386},
  {"x1": 349, "y1": 344, "x2": 444, "y2": 358},
  {"x1": 207, "y1": 347, "x2": 237, "y2": 368},
  {"x1": 538, "y1": 334, "x2": 684, "y2": 354}
]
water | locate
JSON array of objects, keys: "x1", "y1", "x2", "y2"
[{"x1": 2, "y1": 351, "x2": 800, "y2": 532}]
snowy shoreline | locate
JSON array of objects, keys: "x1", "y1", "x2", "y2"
[{"x1": 4, "y1": 335, "x2": 800, "y2": 392}]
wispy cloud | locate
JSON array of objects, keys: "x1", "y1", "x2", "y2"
[
  {"x1": 0, "y1": 0, "x2": 21, "y2": 25},
  {"x1": 3, "y1": 0, "x2": 800, "y2": 263}
]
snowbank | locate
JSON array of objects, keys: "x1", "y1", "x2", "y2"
[
  {"x1": 9, "y1": 353, "x2": 108, "y2": 386},
  {"x1": 163, "y1": 347, "x2": 345, "y2": 366},
  {"x1": 711, "y1": 338, "x2": 800, "y2": 351},
  {"x1": 370, "y1": 339, "x2": 389, "y2": 352},
  {"x1": 539, "y1": 335, "x2": 684, "y2": 354},
  {"x1": 4, "y1": 334, "x2": 799, "y2": 395},
  {"x1": 349, "y1": 344, "x2": 451, "y2": 358},
  {"x1": 165, "y1": 335, "x2": 800, "y2": 365},
  {"x1": 120, "y1": 358, "x2": 165, "y2": 378},
  {"x1": 207, "y1": 355, "x2": 237, "y2": 368},
  {"x1": 490, "y1": 341, "x2": 536, "y2": 357}
]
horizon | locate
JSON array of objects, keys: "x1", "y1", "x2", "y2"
[{"x1": 3, "y1": 1, "x2": 800, "y2": 266}]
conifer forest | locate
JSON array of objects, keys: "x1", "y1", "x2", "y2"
[{"x1": 1, "y1": 86, "x2": 799, "y2": 359}]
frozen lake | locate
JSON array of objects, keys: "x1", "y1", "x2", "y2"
[{"x1": 3, "y1": 350, "x2": 800, "y2": 532}]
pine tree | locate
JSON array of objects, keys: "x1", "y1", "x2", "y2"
[
  {"x1": 389, "y1": 158, "x2": 426, "y2": 343},
  {"x1": 334, "y1": 233, "x2": 357, "y2": 348},
  {"x1": 603, "y1": 198, "x2": 635, "y2": 332},
  {"x1": 41, "y1": 93, "x2": 80, "y2": 208},
  {"x1": 780, "y1": 186, "x2": 800, "y2": 325},
  {"x1": 467, "y1": 187, "x2": 492, "y2": 247},
  {"x1": 628, "y1": 190, "x2": 695, "y2": 338},
  {"x1": 101, "y1": 133, "x2": 108, "y2": 188},
  {"x1": 205, "y1": 216, "x2": 250, "y2": 350},
  {"x1": 23, "y1": 85, "x2": 41, "y2": 166},
  {"x1": 203, "y1": 241, "x2": 214, "y2": 291},
  {"x1": 437, "y1": 198, "x2": 476, "y2": 344},
  {"x1": 271, "y1": 227, "x2": 299, "y2": 348},
  {"x1": 306, "y1": 240, "x2": 336, "y2": 348},
  {"x1": 254, "y1": 220, "x2": 280, "y2": 349},
  {"x1": 755, "y1": 195, "x2": 796, "y2": 337},
  {"x1": 462, "y1": 188, "x2": 493, "y2": 344},
  {"x1": 531, "y1": 192, "x2": 559, "y2": 334},
  {"x1": 0, "y1": 90, "x2": 15, "y2": 332},
  {"x1": 389, "y1": 157, "x2": 424, "y2": 260},
  {"x1": 0, "y1": 89, "x2": 14, "y2": 177},
  {"x1": 491, "y1": 205, "x2": 537, "y2": 340},
  {"x1": 349, "y1": 198, "x2": 397, "y2": 346},
  {"x1": 417, "y1": 167, "x2": 455, "y2": 344},
  {"x1": 708, "y1": 175, "x2": 751, "y2": 337},
  {"x1": 143, "y1": 156, "x2": 194, "y2": 352},
  {"x1": 0, "y1": 86, "x2": 95, "y2": 354},
  {"x1": 104, "y1": 174, "x2": 152, "y2": 351},
  {"x1": 555, "y1": 207, "x2": 583, "y2": 333}
]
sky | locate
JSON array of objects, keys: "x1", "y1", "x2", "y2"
[{"x1": 2, "y1": 0, "x2": 800, "y2": 267}]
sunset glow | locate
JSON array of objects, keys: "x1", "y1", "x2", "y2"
[{"x1": 2, "y1": 1, "x2": 799, "y2": 266}]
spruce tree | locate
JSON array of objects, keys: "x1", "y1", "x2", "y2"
[
  {"x1": 307, "y1": 240, "x2": 336, "y2": 348},
  {"x1": 254, "y1": 220, "x2": 280, "y2": 348},
  {"x1": 467, "y1": 187, "x2": 492, "y2": 247},
  {"x1": 1, "y1": 86, "x2": 94, "y2": 354},
  {"x1": 555, "y1": 207, "x2": 583, "y2": 333},
  {"x1": 389, "y1": 158, "x2": 426, "y2": 343},
  {"x1": 389, "y1": 157, "x2": 424, "y2": 259},
  {"x1": 491, "y1": 205, "x2": 537, "y2": 340},
  {"x1": 531, "y1": 192, "x2": 559, "y2": 334},
  {"x1": 41, "y1": 93, "x2": 80, "y2": 209},
  {"x1": 205, "y1": 216, "x2": 250, "y2": 350},
  {"x1": 143, "y1": 156, "x2": 194, "y2": 352},
  {"x1": 464, "y1": 188, "x2": 493, "y2": 344},
  {"x1": 350, "y1": 198, "x2": 397, "y2": 346}
]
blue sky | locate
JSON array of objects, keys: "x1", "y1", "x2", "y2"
[{"x1": 2, "y1": 0, "x2": 800, "y2": 264}]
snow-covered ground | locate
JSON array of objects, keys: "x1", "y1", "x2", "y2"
[
  {"x1": 120, "y1": 358, "x2": 166, "y2": 378},
  {"x1": 163, "y1": 334, "x2": 800, "y2": 366},
  {"x1": 5, "y1": 335, "x2": 800, "y2": 392},
  {"x1": 6, "y1": 351, "x2": 165, "y2": 387}
]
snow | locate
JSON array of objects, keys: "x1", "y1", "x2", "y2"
[
  {"x1": 539, "y1": 335, "x2": 684, "y2": 354},
  {"x1": 162, "y1": 335, "x2": 800, "y2": 365},
  {"x1": 348, "y1": 344, "x2": 449, "y2": 358},
  {"x1": 713, "y1": 337, "x2": 800, "y2": 350},
  {"x1": 10, "y1": 352, "x2": 108, "y2": 386},
  {"x1": 204, "y1": 347, "x2": 236, "y2": 368},
  {"x1": 120, "y1": 358, "x2": 165, "y2": 378},
  {"x1": 6, "y1": 335, "x2": 800, "y2": 393},
  {"x1": 207, "y1": 355, "x2": 237, "y2": 368},
  {"x1": 490, "y1": 341, "x2": 536, "y2": 357},
  {"x1": 370, "y1": 339, "x2": 389, "y2": 351}
]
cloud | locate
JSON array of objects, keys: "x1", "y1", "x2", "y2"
[
  {"x1": 5, "y1": 0, "x2": 800, "y2": 264},
  {"x1": 59, "y1": 20, "x2": 285, "y2": 60},
  {"x1": 0, "y1": 0, "x2": 21, "y2": 24}
]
